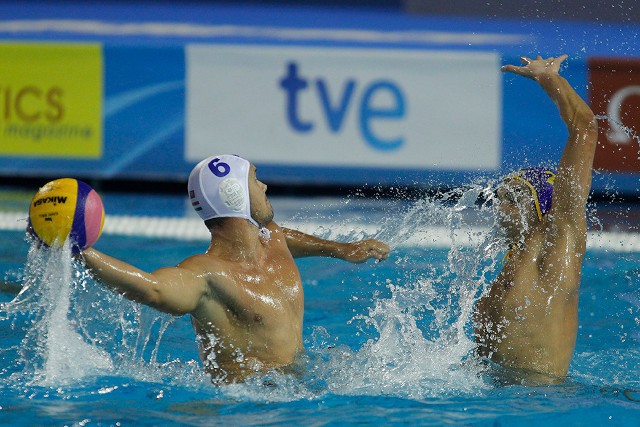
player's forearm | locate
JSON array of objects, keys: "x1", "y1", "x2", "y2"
[
  {"x1": 281, "y1": 227, "x2": 348, "y2": 259},
  {"x1": 539, "y1": 71, "x2": 598, "y2": 216},
  {"x1": 536, "y1": 73, "x2": 596, "y2": 134},
  {"x1": 82, "y1": 248, "x2": 161, "y2": 305}
]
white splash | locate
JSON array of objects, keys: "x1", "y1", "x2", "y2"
[
  {"x1": 3, "y1": 239, "x2": 112, "y2": 385},
  {"x1": 297, "y1": 186, "x2": 502, "y2": 398},
  {"x1": 222, "y1": 186, "x2": 503, "y2": 401}
]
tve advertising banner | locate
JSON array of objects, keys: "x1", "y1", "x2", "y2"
[
  {"x1": 0, "y1": 43, "x2": 102, "y2": 158},
  {"x1": 186, "y1": 45, "x2": 501, "y2": 173}
]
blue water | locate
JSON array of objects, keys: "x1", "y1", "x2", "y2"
[{"x1": 1, "y1": 193, "x2": 639, "y2": 426}]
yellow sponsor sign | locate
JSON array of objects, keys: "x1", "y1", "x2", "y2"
[{"x1": 0, "y1": 43, "x2": 102, "y2": 158}]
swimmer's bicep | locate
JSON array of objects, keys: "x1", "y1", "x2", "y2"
[{"x1": 148, "y1": 266, "x2": 208, "y2": 315}]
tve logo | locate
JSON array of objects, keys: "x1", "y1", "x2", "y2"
[
  {"x1": 279, "y1": 62, "x2": 405, "y2": 151},
  {"x1": 186, "y1": 45, "x2": 500, "y2": 175}
]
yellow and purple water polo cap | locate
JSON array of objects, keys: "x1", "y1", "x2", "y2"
[{"x1": 508, "y1": 168, "x2": 556, "y2": 220}]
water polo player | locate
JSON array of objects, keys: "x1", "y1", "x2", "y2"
[
  {"x1": 81, "y1": 154, "x2": 389, "y2": 383},
  {"x1": 473, "y1": 55, "x2": 598, "y2": 383}
]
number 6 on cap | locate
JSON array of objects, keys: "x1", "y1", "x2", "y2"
[{"x1": 208, "y1": 158, "x2": 231, "y2": 177}]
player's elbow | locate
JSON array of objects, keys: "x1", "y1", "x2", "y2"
[
  {"x1": 127, "y1": 284, "x2": 164, "y2": 310},
  {"x1": 121, "y1": 278, "x2": 170, "y2": 311},
  {"x1": 147, "y1": 286, "x2": 164, "y2": 307},
  {"x1": 584, "y1": 113, "x2": 598, "y2": 137},
  {"x1": 144, "y1": 288, "x2": 192, "y2": 315},
  {"x1": 573, "y1": 109, "x2": 598, "y2": 139}
]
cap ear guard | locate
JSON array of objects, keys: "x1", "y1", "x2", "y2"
[{"x1": 218, "y1": 178, "x2": 246, "y2": 212}]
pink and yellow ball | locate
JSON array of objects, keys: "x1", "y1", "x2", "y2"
[{"x1": 28, "y1": 178, "x2": 105, "y2": 250}]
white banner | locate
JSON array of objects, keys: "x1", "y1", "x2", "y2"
[{"x1": 186, "y1": 45, "x2": 501, "y2": 170}]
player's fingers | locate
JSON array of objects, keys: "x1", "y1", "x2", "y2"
[{"x1": 501, "y1": 65, "x2": 524, "y2": 74}]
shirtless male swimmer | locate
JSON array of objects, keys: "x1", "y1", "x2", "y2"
[
  {"x1": 82, "y1": 155, "x2": 390, "y2": 383},
  {"x1": 474, "y1": 54, "x2": 598, "y2": 383}
]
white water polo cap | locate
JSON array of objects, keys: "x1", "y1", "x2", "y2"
[{"x1": 188, "y1": 155, "x2": 259, "y2": 227}]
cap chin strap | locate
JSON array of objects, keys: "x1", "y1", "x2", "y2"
[
  {"x1": 258, "y1": 226, "x2": 271, "y2": 240},
  {"x1": 247, "y1": 215, "x2": 271, "y2": 241},
  {"x1": 247, "y1": 216, "x2": 260, "y2": 228},
  {"x1": 508, "y1": 169, "x2": 555, "y2": 221},
  {"x1": 510, "y1": 176, "x2": 544, "y2": 221}
]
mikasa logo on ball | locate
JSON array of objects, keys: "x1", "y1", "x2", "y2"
[
  {"x1": 218, "y1": 178, "x2": 245, "y2": 211},
  {"x1": 33, "y1": 196, "x2": 68, "y2": 207}
]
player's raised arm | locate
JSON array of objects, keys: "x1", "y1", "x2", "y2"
[{"x1": 502, "y1": 55, "x2": 598, "y2": 222}]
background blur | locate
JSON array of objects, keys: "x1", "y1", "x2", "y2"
[{"x1": 1, "y1": 0, "x2": 640, "y2": 197}]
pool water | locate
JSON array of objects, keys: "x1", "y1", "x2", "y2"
[{"x1": 0, "y1": 191, "x2": 639, "y2": 425}]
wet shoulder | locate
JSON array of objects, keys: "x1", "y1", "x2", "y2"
[
  {"x1": 178, "y1": 252, "x2": 220, "y2": 270},
  {"x1": 177, "y1": 253, "x2": 247, "y2": 301},
  {"x1": 263, "y1": 222, "x2": 292, "y2": 251},
  {"x1": 175, "y1": 253, "x2": 230, "y2": 286}
]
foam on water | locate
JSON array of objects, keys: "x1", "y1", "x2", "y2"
[
  {"x1": 0, "y1": 237, "x2": 210, "y2": 390},
  {"x1": 313, "y1": 282, "x2": 488, "y2": 398},
  {"x1": 2, "y1": 239, "x2": 112, "y2": 385},
  {"x1": 314, "y1": 186, "x2": 500, "y2": 398}
]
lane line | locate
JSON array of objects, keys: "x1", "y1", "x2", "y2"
[
  {"x1": 3, "y1": 211, "x2": 640, "y2": 252},
  {"x1": 0, "y1": 20, "x2": 528, "y2": 45}
]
